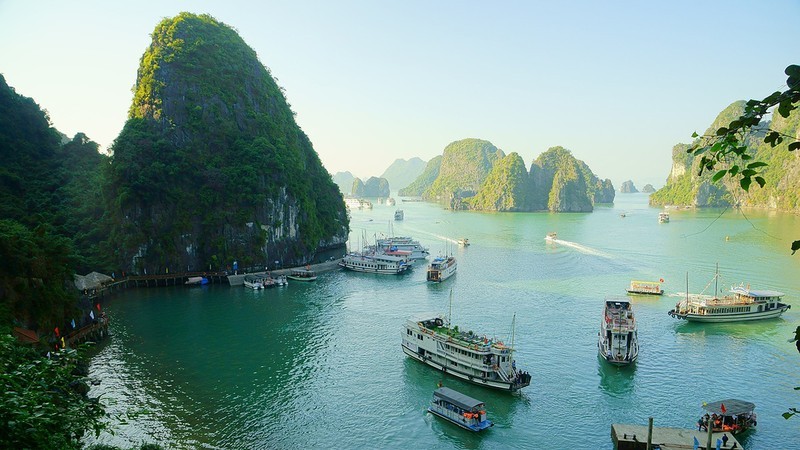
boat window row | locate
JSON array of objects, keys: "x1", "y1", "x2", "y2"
[
  {"x1": 712, "y1": 306, "x2": 752, "y2": 314},
  {"x1": 445, "y1": 344, "x2": 482, "y2": 360}
]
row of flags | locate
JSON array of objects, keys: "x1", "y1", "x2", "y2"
[
  {"x1": 53, "y1": 303, "x2": 100, "y2": 340},
  {"x1": 692, "y1": 436, "x2": 725, "y2": 450}
]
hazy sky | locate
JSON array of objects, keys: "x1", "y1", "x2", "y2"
[{"x1": 1, "y1": 1, "x2": 798, "y2": 188}]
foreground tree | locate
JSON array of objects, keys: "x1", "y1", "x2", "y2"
[
  {"x1": 0, "y1": 333, "x2": 106, "y2": 449},
  {"x1": 688, "y1": 64, "x2": 800, "y2": 253}
]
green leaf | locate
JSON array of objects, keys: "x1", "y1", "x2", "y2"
[
  {"x1": 729, "y1": 165, "x2": 739, "y2": 176},
  {"x1": 741, "y1": 169, "x2": 757, "y2": 177},
  {"x1": 740, "y1": 177, "x2": 752, "y2": 191},
  {"x1": 693, "y1": 146, "x2": 708, "y2": 156},
  {"x1": 691, "y1": 131, "x2": 699, "y2": 138},
  {"x1": 715, "y1": 127, "x2": 729, "y2": 136},
  {"x1": 785, "y1": 412, "x2": 796, "y2": 420},
  {"x1": 789, "y1": 142, "x2": 800, "y2": 152},
  {"x1": 755, "y1": 176, "x2": 765, "y2": 188},
  {"x1": 792, "y1": 240, "x2": 800, "y2": 255},
  {"x1": 711, "y1": 169, "x2": 727, "y2": 182},
  {"x1": 746, "y1": 162, "x2": 768, "y2": 169}
]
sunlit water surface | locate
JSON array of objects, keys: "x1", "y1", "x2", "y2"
[{"x1": 88, "y1": 194, "x2": 800, "y2": 449}]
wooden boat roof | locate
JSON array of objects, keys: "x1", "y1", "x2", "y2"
[
  {"x1": 702, "y1": 399, "x2": 755, "y2": 416},
  {"x1": 434, "y1": 387, "x2": 485, "y2": 410}
]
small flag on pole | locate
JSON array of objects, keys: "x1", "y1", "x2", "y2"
[
  {"x1": 90, "y1": 310, "x2": 95, "y2": 320},
  {"x1": 721, "y1": 403, "x2": 727, "y2": 414},
  {"x1": 71, "y1": 319, "x2": 76, "y2": 329},
  {"x1": 693, "y1": 436, "x2": 699, "y2": 450},
  {"x1": 54, "y1": 327, "x2": 60, "y2": 337},
  {"x1": 96, "y1": 303, "x2": 101, "y2": 311},
  {"x1": 46, "y1": 352, "x2": 51, "y2": 359},
  {"x1": 60, "y1": 336, "x2": 65, "y2": 347},
  {"x1": 716, "y1": 438, "x2": 722, "y2": 450}
]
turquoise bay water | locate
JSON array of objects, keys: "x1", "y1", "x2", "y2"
[{"x1": 88, "y1": 194, "x2": 800, "y2": 449}]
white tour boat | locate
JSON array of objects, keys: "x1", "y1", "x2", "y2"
[
  {"x1": 668, "y1": 268, "x2": 790, "y2": 322},
  {"x1": 394, "y1": 209, "x2": 404, "y2": 221},
  {"x1": 545, "y1": 232, "x2": 557, "y2": 242},
  {"x1": 658, "y1": 212, "x2": 670, "y2": 223},
  {"x1": 598, "y1": 298, "x2": 639, "y2": 365},
  {"x1": 401, "y1": 313, "x2": 531, "y2": 391},
  {"x1": 339, "y1": 251, "x2": 410, "y2": 274},
  {"x1": 457, "y1": 238, "x2": 470, "y2": 246},
  {"x1": 287, "y1": 269, "x2": 317, "y2": 282},
  {"x1": 426, "y1": 256, "x2": 457, "y2": 282},
  {"x1": 376, "y1": 236, "x2": 429, "y2": 260}
]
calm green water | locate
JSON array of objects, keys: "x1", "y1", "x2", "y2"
[{"x1": 88, "y1": 194, "x2": 800, "y2": 449}]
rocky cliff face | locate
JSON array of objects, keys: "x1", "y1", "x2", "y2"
[
  {"x1": 620, "y1": 180, "x2": 638, "y2": 193},
  {"x1": 641, "y1": 184, "x2": 656, "y2": 193},
  {"x1": 108, "y1": 13, "x2": 348, "y2": 274}
]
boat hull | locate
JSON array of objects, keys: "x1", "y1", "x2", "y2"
[
  {"x1": 669, "y1": 305, "x2": 790, "y2": 322},
  {"x1": 427, "y1": 407, "x2": 493, "y2": 432},
  {"x1": 625, "y1": 289, "x2": 663, "y2": 296},
  {"x1": 287, "y1": 276, "x2": 317, "y2": 282},
  {"x1": 401, "y1": 344, "x2": 521, "y2": 392}
]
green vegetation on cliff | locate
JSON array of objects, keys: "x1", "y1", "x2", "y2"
[
  {"x1": 425, "y1": 139, "x2": 504, "y2": 199},
  {"x1": 469, "y1": 153, "x2": 530, "y2": 211},
  {"x1": 399, "y1": 155, "x2": 441, "y2": 196},
  {"x1": 108, "y1": 13, "x2": 348, "y2": 273},
  {"x1": 651, "y1": 99, "x2": 799, "y2": 210}
]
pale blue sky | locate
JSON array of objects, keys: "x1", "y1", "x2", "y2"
[{"x1": 1, "y1": 1, "x2": 798, "y2": 188}]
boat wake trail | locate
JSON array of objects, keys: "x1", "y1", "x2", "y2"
[
  {"x1": 549, "y1": 239, "x2": 612, "y2": 259},
  {"x1": 401, "y1": 227, "x2": 459, "y2": 245}
]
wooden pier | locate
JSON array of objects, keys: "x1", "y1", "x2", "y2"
[
  {"x1": 612, "y1": 423, "x2": 743, "y2": 449},
  {"x1": 65, "y1": 316, "x2": 110, "y2": 348}
]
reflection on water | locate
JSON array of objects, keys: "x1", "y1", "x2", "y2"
[{"x1": 597, "y1": 356, "x2": 637, "y2": 398}]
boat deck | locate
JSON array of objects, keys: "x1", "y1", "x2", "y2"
[{"x1": 611, "y1": 423, "x2": 743, "y2": 449}]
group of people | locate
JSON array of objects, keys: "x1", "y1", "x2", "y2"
[{"x1": 697, "y1": 412, "x2": 750, "y2": 433}]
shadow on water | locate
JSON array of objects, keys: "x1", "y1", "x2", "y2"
[{"x1": 597, "y1": 355, "x2": 637, "y2": 398}]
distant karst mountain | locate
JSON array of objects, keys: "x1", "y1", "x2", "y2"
[
  {"x1": 402, "y1": 139, "x2": 614, "y2": 212},
  {"x1": 651, "y1": 100, "x2": 800, "y2": 210},
  {"x1": 351, "y1": 176, "x2": 390, "y2": 197},
  {"x1": 107, "y1": 12, "x2": 348, "y2": 274},
  {"x1": 380, "y1": 157, "x2": 427, "y2": 192},
  {"x1": 332, "y1": 171, "x2": 356, "y2": 196},
  {"x1": 620, "y1": 180, "x2": 639, "y2": 193},
  {"x1": 398, "y1": 156, "x2": 442, "y2": 197},
  {"x1": 641, "y1": 184, "x2": 655, "y2": 193}
]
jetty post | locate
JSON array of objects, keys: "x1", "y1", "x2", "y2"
[
  {"x1": 646, "y1": 417, "x2": 653, "y2": 450},
  {"x1": 706, "y1": 416, "x2": 713, "y2": 449}
]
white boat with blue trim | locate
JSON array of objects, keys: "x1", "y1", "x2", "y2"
[{"x1": 428, "y1": 387, "x2": 493, "y2": 432}]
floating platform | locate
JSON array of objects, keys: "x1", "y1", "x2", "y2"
[{"x1": 612, "y1": 423, "x2": 743, "y2": 449}]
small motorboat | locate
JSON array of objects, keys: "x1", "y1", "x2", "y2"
[{"x1": 428, "y1": 387, "x2": 493, "y2": 432}]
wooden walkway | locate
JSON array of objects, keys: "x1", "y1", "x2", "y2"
[{"x1": 612, "y1": 423, "x2": 743, "y2": 449}]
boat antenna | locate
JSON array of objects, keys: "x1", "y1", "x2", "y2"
[
  {"x1": 511, "y1": 313, "x2": 516, "y2": 351},
  {"x1": 448, "y1": 288, "x2": 453, "y2": 329},
  {"x1": 714, "y1": 262, "x2": 719, "y2": 298}
]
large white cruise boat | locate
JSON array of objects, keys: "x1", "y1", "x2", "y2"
[
  {"x1": 668, "y1": 286, "x2": 790, "y2": 322},
  {"x1": 376, "y1": 236, "x2": 429, "y2": 260},
  {"x1": 426, "y1": 256, "x2": 457, "y2": 282},
  {"x1": 598, "y1": 298, "x2": 639, "y2": 365},
  {"x1": 668, "y1": 268, "x2": 790, "y2": 322},
  {"x1": 339, "y1": 251, "x2": 410, "y2": 274},
  {"x1": 401, "y1": 313, "x2": 531, "y2": 392}
]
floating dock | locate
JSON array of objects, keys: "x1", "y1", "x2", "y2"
[{"x1": 612, "y1": 423, "x2": 743, "y2": 449}]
